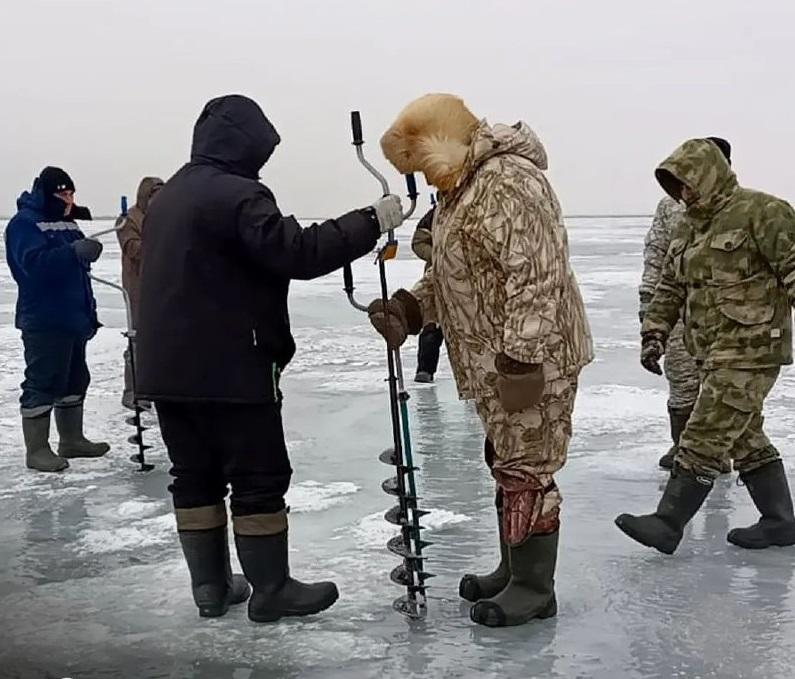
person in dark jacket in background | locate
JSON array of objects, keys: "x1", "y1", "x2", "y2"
[
  {"x1": 4, "y1": 167, "x2": 110, "y2": 473},
  {"x1": 137, "y1": 94, "x2": 405, "y2": 623},
  {"x1": 116, "y1": 176, "x2": 163, "y2": 410},
  {"x1": 411, "y1": 205, "x2": 444, "y2": 383}
]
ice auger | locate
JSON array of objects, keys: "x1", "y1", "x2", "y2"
[
  {"x1": 88, "y1": 196, "x2": 154, "y2": 472},
  {"x1": 342, "y1": 111, "x2": 433, "y2": 620}
]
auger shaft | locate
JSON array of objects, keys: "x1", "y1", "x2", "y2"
[{"x1": 343, "y1": 110, "x2": 430, "y2": 619}]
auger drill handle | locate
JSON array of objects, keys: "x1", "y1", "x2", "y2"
[
  {"x1": 343, "y1": 111, "x2": 419, "y2": 309},
  {"x1": 351, "y1": 110, "x2": 419, "y2": 220}
]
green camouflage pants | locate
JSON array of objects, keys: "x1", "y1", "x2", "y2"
[
  {"x1": 475, "y1": 374, "x2": 578, "y2": 544},
  {"x1": 677, "y1": 367, "x2": 781, "y2": 478},
  {"x1": 664, "y1": 321, "x2": 699, "y2": 410}
]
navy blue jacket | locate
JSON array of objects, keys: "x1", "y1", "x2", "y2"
[{"x1": 4, "y1": 186, "x2": 98, "y2": 336}]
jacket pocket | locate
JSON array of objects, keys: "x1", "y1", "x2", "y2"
[
  {"x1": 709, "y1": 228, "x2": 750, "y2": 283},
  {"x1": 715, "y1": 277, "x2": 775, "y2": 326}
]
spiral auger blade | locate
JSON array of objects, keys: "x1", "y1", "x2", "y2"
[
  {"x1": 126, "y1": 402, "x2": 154, "y2": 472},
  {"x1": 379, "y1": 441, "x2": 434, "y2": 620}
]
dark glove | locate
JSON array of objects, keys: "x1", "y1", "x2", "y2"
[
  {"x1": 367, "y1": 289, "x2": 423, "y2": 349},
  {"x1": 73, "y1": 238, "x2": 103, "y2": 264},
  {"x1": 495, "y1": 353, "x2": 545, "y2": 413},
  {"x1": 641, "y1": 332, "x2": 666, "y2": 375}
]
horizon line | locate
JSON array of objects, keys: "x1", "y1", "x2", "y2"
[{"x1": 0, "y1": 213, "x2": 654, "y2": 221}]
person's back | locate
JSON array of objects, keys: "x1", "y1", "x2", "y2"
[
  {"x1": 139, "y1": 162, "x2": 294, "y2": 402},
  {"x1": 138, "y1": 96, "x2": 380, "y2": 403}
]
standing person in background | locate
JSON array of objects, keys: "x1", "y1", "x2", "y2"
[
  {"x1": 639, "y1": 137, "x2": 732, "y2": 471},
  {"x1": 617, "y1": 137, "x2": 795, "y2": 554},
  {"x1": 4, "y1": 167, "x2": 110, "y2": 473},
  {"x1": 116, "y1": 176, "x2": 164, "y2": 410},
  {"x1": 412, "y1": 203, "x2": 444, "y2": 383}
]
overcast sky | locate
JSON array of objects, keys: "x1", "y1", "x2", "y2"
[{"x1": 2, "y1": 0, "x2": 794, "y2": 217}]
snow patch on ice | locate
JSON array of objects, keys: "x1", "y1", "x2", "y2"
[
  {"x1": 92, "y1": 499, "x2": 166, "y2": 521},
  {"x1": 286, "y1": 480, "x2": 360, "y2": 512},
  {"x1": 575, "y1": 384, "x2": 668, "y2": 436},
  {"x1": 348, "y1": 508, "x2": 472, "y2": 549},
  {"x1": 74, "y1": 513, "x2": 175, "y2": 555}
]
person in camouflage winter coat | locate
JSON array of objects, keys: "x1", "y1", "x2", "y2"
[
  {"x1": 116, "y1": 176, "x2": 164, "y2": 410},
  {"x1": 368, "y1": 94, "x2": 593, "y2": 628},
  {"x1": 639, "y1": 138, "x2": 731, "y2": 471},
  {"x1": 617, "y1": 137, "x2": 795, "y2": 555}
]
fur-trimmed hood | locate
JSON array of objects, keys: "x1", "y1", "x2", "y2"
[{"x1": 380, "y1": 94, "x2": 548, "y2": 192}]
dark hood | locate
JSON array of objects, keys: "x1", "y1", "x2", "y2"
[{"x1": 190, "y1": 95, "x2": 281, "y2": 179}]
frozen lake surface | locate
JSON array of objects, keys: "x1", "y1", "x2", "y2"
[{"x1": 1, "y1": 216, "x2": 795, "y2": 679}]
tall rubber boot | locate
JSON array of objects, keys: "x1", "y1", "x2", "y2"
[
  {"x1": 178, "y1": 530, "x2": 251, "y2": 618},
  {"x1": 459, "y1": 500, "x2": 509, "y2": 602},
  {"x1": 659, "y1": 405, "x2": 691, "y2": 470},
  {"x1": 55, "y1": 404, "x2": 110, "y2": 458},
  {"x1": 234, "y1": 513, "x2": 338, "y2": 623},
  {"x1": 727, "y1": 460, "x2": 795, "y2": 549},
  {"x1": 615, "y1": 465, "x2": 713, "y2": 554},
  {"x1": 469, "y1": 531, "x2": 558, "y2": 627},
  {"x1": 23, "y1": 413, "x2": 69, "y2": 473}
]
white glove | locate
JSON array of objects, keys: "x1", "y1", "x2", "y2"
[{"x1": 371, "y1": 194, "x2": 404, "y2": 234}]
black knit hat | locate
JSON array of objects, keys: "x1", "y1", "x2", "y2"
[
  {"x1": 707, "y1": 137, "x2": 732, "y2": 165},
  {"x1": 38, "y1": 166, "x2": 75, "y2": 195}
]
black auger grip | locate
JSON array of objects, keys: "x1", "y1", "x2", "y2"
[
  {"x1": 405, "y1": 174, "x2": 418, "y2": 200},
  {"x1": 343, "y1": 263, "x2": 354, "y2": 294},
  {"x1": 351, "y1": 111, "x2": 363, "y2": 146}
]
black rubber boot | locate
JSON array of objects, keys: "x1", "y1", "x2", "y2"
[
  {"x1": 235, "y1": 531, "x2": 339, "y2": 623},
  {"x1": 55, "y1": 404, "x2": 110, "y2": 458},
  {"x1": 178, "y1": 526, "x2": 251, "y2": 618},
  {"x1": 659, "y1": 405, "x2": 691, "y2": 470},
  {"x1": 459, "y1": 504, "x2": 509, "y2": 602},
  {"x1": 469, "y1": 531, "x2": 558, "y2": 627},
  {"x1": 23, "y1": 413, "x2": 69, "y2": 473},
  {"x1": 727, "y1": 460, "x2": 795, "y2": 549},
  {"x1": 615, "y1": 465, "x2": 713, "y2": 554}
]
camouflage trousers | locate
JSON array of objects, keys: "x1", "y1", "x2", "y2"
[
  {"x1": 677, "y1": 367, "x2": 781, "y2": 479},
  {"x1": 475, "y1": 374, "x2": 578, "y2": 545},
  {"x1": 663, "y1": 321, "x2": 699, "y2": 410}
]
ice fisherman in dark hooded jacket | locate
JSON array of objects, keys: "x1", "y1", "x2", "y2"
[
  {"x1": 4, "y1": 167, "x2": 110, "y2": 473},
  {"x1": 137, "y1": 94, "x2": 405, "y2": 623}
]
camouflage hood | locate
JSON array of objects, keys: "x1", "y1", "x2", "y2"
[
  {"x1": 459, "y1": 121, "x2": 549, "y2": 187},
  {"x1": 655, "y1": 139, "x2": 738, "y2": 221}
]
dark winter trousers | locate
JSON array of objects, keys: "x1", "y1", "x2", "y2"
[
  {"x1": 417, "y1": 324, "x2": 444, "y2": 375},
  {"x1": 156, "y1": 401, "x2": 293, "y2": 517},
  {"x1": 20, "y1": 331, "x2": 90, "y2": 417}
]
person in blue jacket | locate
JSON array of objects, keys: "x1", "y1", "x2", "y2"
[{"x1": 5, "y1": 167, "x2": 110, "y2": 472}]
